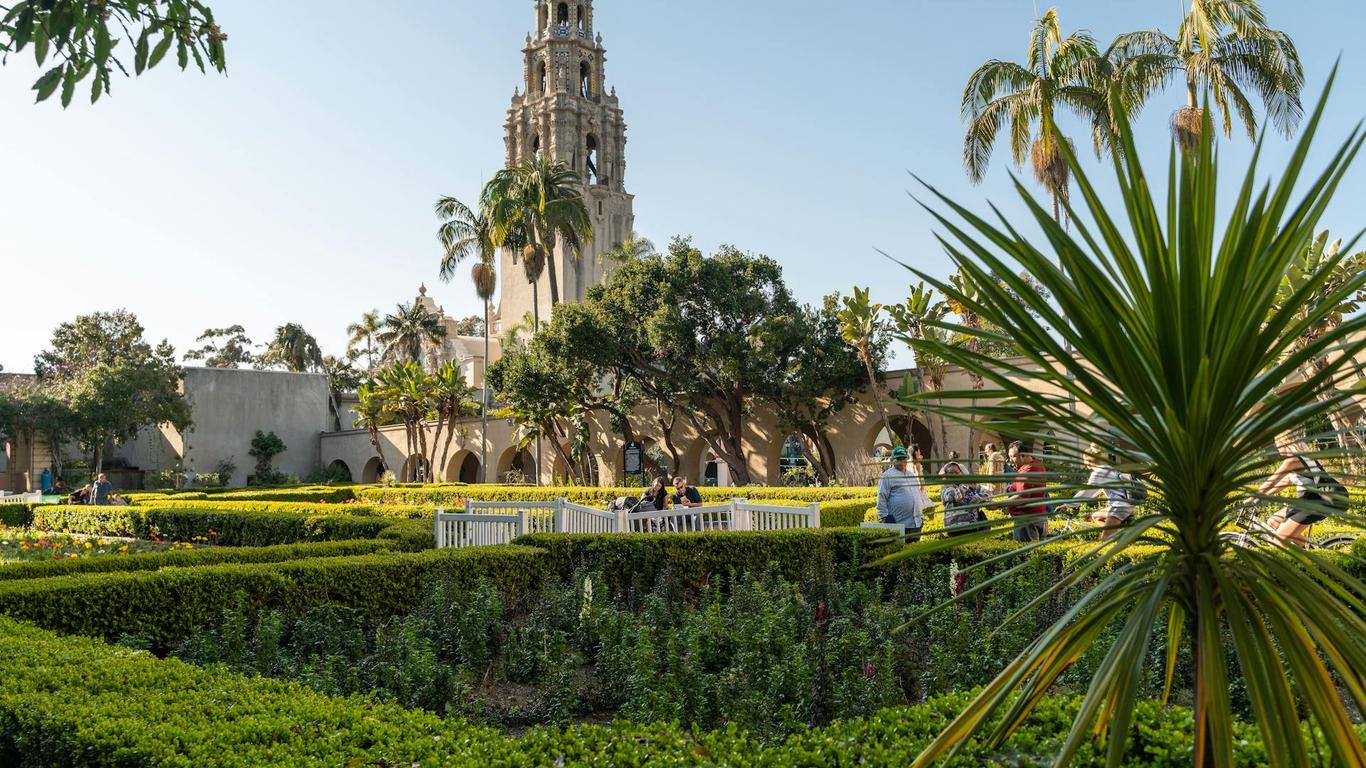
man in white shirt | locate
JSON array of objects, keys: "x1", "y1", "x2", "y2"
[{"x1": 877, "y1": 446, "x2": 924, "y2": 537}]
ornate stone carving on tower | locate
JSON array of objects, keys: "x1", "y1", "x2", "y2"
[{"x1": 495, "y1": 0, "x2": 635, "y2": 334}]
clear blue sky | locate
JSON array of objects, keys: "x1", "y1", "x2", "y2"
[{"x1": 4, "y1": 0, "x2": 1365, "y2": 372}]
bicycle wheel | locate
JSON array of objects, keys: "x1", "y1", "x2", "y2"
[{"x1": 1316, "y1": 536, "x2": 1358, "y2": 552}]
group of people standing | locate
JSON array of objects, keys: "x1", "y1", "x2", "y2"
[{"x1": 876, "y1": 441, "x2": 1138, "y2": 542}]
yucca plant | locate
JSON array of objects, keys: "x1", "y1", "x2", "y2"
[{"x1": 885, "y1": 74, "x2": 1366, "y2": 767}]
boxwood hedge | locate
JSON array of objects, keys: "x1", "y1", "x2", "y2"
[
  {"x1": 0, "y1": 546, "x2": 548, "y2": 643},
  {"x1": 132, "y1": 498, "x2": 433, "y2": 519},
  {"x1": 0, "y1": 540, "x2": 393, "y2": 583},
  {"x1": 355, "y1": 484, "x2": 879, "y2": 507},
  {"x1": 30, "y1": 505, "x2": 398, "y2": 547},
  {"x1": 0, "y1": 615, "x2": 1321, "y2": 766}
]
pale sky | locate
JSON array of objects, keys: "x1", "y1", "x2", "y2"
[{"x1": 4, "y1": 0, "x2": 1365, "y2": 372}]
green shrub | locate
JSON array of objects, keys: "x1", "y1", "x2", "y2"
[
  {"x1": 133, "y1": 498, "x2": 432, "y2": 519},
  {"x1": 355, "y1": 484, "x2": 878, "y2": 507},
  {"x1": 818, "y1": 497, "x2": 876, "y2": 527},
  {"x1": 0, "y1": 504, "x2": 38, "y2": 527},
  {"x1": 514, "y1": 529, "x2": 904, "y2": 596},
  {"x1": 378, "y1": 518, "x2": 437, "y2": 552},
  {"x1": 213, "y1": 486, "x2": 358, "y2": 503},
  {"x1": 0, "y1": 615, "x2": 1324, "y2": 766},
  {"x1": 30, "y1": 505, "x2": 396, "y2": 547},
  {"x1": 0, "y1": 546, "x2": 548, "y2": 643},
  {"x1": 0, "y1": 540, "x2": 392, "y2": 582}
]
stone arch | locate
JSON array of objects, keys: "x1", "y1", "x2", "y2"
[
  {"x1": 361, "y1": 457, "x2": 384, "y2": 484},
  {"x1": 580, "y1": 62, "x2": 592, "y2": 98},
  {"x1": 769, "y1": 432, "x2": 816, "y2": 486},
  {"x1": 585, "y1": 133, "x2": 599, "y2": 183},
  {"x1": 537, "y1": 63, "x2": 548, "y2": 95},
  {"x1": 496, "y1": 446, "x2": 537, "y2": 484},
  {"x1": 399, "y1": 455, "x2": 431, "y2": 483},
  {"x1": 327, "y1": 459, "x2": 353, "y2": 483},
  {"x1": 556, "y1": 2, "x2": 569, "y2": 24},
  {"x1": 444, "y1": 450, "x2": 481, "y2": 484},
  {"x1": 864, "y1": 414, "x2": 934, "y2": 460},
  {"x1": 575, "y1": 2, "x2": 585, "y2": 30}
]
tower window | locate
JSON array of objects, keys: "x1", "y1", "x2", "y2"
[
  {"x1": 585, "y1": 134, "x2": 599, "y2": 185},
  {"x1": 532, "y1": 134, "x2": 542, "y2": 158},
  {"x1": 557, "y1": 3, "x2": 569, "y2": 24},
  {"x1": 538, "y1": 61, "x2": 548, "y2": 94},
  {"x1": 579, "y1": 62, "x2": 591, "y2": 98},
  {"x1": 576, "y1": 4, "x2": 585, "y2": 31}
]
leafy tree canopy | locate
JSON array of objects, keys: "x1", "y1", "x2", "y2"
[
  {"x1": 34, "y1": 309, "x2": 164, "y2": 381},
  {"x1": 183, "y1": 325, "x2": 254, "y2": 369}
]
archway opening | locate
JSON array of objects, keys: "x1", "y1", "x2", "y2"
[
  {"x1": 580, "y1": 61, "x2": 592, "y2": 98},
  {"x1": 585, "y1": 134, "x2": 599, "y2": 184},
  {"x1": 556, "y1": 2, "x2": 569, "y2": 24},
  {"x1": 400, "y1": 455, "x2": 431, "y2": 484},
  {"x1": 537, "y1": 62, "x2": 548, "y2": 95},
  {"x1": 327, "y1": 460, "x2": 353, "y2": 483},
  {"x1": 778, "y1": 433, "x2": 816, "y2": 487},
  {"x1": 576, "y1": 3, "x2": 585, "y2": 31},
  {"x1": 361, "y1": 457, "x2": 384, "y2": 484},
  {"x1": 498, "y1": 446, "x2": 537, "y2": 484}
]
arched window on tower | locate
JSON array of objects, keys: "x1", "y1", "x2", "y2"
[
  {"x1": 532, "y1": 134, "x2": 542, "y2": 159},
  {"x1": 538, "y1": 61, "x2": 548, "y2": 95},
  {"x1": 556, "y1": 3, "x2": 569, "y2": 25},
  {"x1": 585, "y1": 134, "x2": 600, "y2": 185},
  {"x1": 579, "y1": 61, "x2": 592, "y2": 98},
  {"x1": 576, "y1": 4, "x2": 585, "y2": 31},
  {"x1": 538, "y1": 3, "x2": 548, "y2": 31}
]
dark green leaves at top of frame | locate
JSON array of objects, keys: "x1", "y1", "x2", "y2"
[{"x1": 4, "y1": 0, "x2": 227, "y2": 106}]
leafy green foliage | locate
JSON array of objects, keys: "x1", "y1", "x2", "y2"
[
  {"x1": 257, "y1": 323, "x2": 323, "y2": 373},
  {"x1": 891, "y1": 80, "x2": 1366, "y2": 766},
  {"x1": 182, "y1": 325, "x2": 254, "y2": 368},
  {"x1": 247, "y1": 431, "x2": 286, "y2": 486},
  {"x1": 29, "y1": 504, "x2": 395, "y2": 547},
  {"x1": 0, "y1": 540, "x2": 390, "y2": 582},
  {"x1": 1, "y1": 0, "x2": 226, "y2": 106}
]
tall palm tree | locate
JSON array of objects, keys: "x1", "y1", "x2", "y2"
[
  {"x1": 377, "y1": 302, "x2": 447, "y2": 366},
  {"x1": 1107, "y1": 0, "x2": 1302, "y2": 151},
  {"x1": 345, "y1": 310, "x2": 382, "y2": 374},
  {"x1": 962, "y1": 8, "x2": 1113, "y2": 224},
  {"x1": 482, "y1": 155, "x2": 593, "y2": 313},
  {"x1": 353, "y1": 383, "x2": 391, "y2": 475},
  {"x1": 472, "y1": 257, "x2": 497, "y2": 484},
  {"x1": 259, "y1": 323, "x2": 323, "y2": 373},
  {"x1": 434, "y1": 195, "x2": 495, "y2": 282},
  {"x1": 891, "y1": 81, "x2": 1366, "y2": 767},
  {"x1": 837, "y1": 287, "x2": 895, "y2": 451}
]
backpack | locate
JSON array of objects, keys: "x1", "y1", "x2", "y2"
[
  {"x1": 1297, "y1": 457, "x2": 1350, "y2": 513},
  {"x1": 1110, "y1": 473, "x2": 1149, "y2": 506}
]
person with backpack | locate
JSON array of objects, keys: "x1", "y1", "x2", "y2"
[
  {"x1": 1250, "y1": 432, "x2": 1348, "y2": 547},
  {"x1": 1064, "y1": 444, "x2": 1143, "y2": 539}
]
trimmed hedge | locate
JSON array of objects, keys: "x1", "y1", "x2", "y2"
[
  {"x1": 0, "y1": 503, "x2": 38, "y2": 527},
  {"x1": 0, "y1": 546, "x2": 548, "y2": 643},
  {"x1": 514, "y1": 529, "x2": 907, "y2": 595},
  {"x1": 0, "y1": 540, "x2": 393, "y2": 583},
  {"x1": 355, "y1": 484, "x2": 879, "y2": 507},
  {"x1": 0, "y1": 615, "x2": 1317, "y2": 766},
  {"x1": 30, "y1": 505, "x2": 397, "y2": 547},
  {"x1": 133, "y1": 499, "x2": 433, "y2": 519}
]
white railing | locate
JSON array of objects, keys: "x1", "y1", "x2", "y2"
[
  {"x1": 435, "y1": 497, "x2": 820, "y2": 548},
  {"x1": 624, "y1": 502, "x2": 735, "y2": 533},
  {"x1": 0, "y1": 492, "x2": 41, "y2": 503}
]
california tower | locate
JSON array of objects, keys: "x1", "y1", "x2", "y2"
[{"x1": 496, "y1": 0, "x2": 635, "y2": 332}]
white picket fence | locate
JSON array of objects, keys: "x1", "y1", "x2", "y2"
[
  {"x1": 434, "y1": 497, "x2": 820, "y2": 549},
  {"x1": 0, "y1": 492, "x2": 41, "y2": 503}
]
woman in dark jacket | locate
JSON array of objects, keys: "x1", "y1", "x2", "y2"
[{"x1": 640, "y1": 477, "x2": 669, "y2": 512}]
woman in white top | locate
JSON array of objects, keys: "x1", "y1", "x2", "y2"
[{"x1": 1067, "y1": 444, "x2": 1136, "y2": 539}]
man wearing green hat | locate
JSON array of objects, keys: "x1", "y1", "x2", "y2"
[{"x1": 876, "y1": 445, "x2": 924, "y2": 537}]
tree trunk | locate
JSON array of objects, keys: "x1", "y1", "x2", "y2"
[
  {"x1": 482, "y1": 298, "x2": 490, "y2": 484},
  {"x1": 431, "y1": 410, "x2": 448, "y2": 483},
  {"x1": 440, "y1": 406, "x2": 458, "y2": 483},
  {"x1": 864, "y1": 357, "x2": 896, "y2": 449},
  {"x1": 797, "y1": 430, "x2": 830, "y2": 486},
  {"x1": 544, "y1": 240, "x2": 561, "y2": 307},
  {"x1": 368, "y1": 426, "x2": 388, "y2": 477},
  {"x1": 657, "y1": 402, "x2": 682, "y2": 476}
]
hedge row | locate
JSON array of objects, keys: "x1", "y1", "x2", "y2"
[
  {"x1": 133, "y1": 499, "x2": 433, "y2": 519},
  {"x1": 0, "y1": 503, "x2": 39, "y2": 527},
  {"x1": 0, "y1": 615, "x2": 1311, "y2": 766},
  {"x1": 0, "y1": 546, "x2": 547, "y2": 643},
  {"x1": 30, "y1": 506, "x2": 398, "y2": 548},
  {"x1": 355, "y1": 484, "x2": 880, "y2": 507},
  {"x1": 0, "y1": 540, "x2": 393, "y2": 583}
]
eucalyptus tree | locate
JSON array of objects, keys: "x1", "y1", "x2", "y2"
[
  {"x1": 1107, "y1": 0, "x2": 1302, "y2": 151},
  {"x1": 890, "y1": 82, "x2": 1366, "y2": 767},
  {"x1": 482, "y1": 155, "x2": 593, "y2": 313},
  {"x1": 377, "y1": 302, "x2": 446, "y2": 366},
  {"x1": 962, "y1": 7, "x2": 1114, "y2": 224}
]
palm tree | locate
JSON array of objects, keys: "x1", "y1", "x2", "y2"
[
  {"x1": 435, "y1": 195, "x2": 495, "y2": 282},
  {"x1": 601, "y1": 231, "x2": 657, "y2": 264},
  {"x1": 346, "y1": 310, "x2": 382, "y2": 374},
  {"x1": 887, "y1": 282, "x2": 953, "y2": 456},
  {"x1": 837, "y1": 287, "x2": 895, "y2": 452},
  {"x1": 482, "y1": 155, "x2": 593, "y2": 313},
  {"x1": 962, "y1": 8, "x2": 1113, "y2": 224},
  {"x1": 428, "y1": 361, "x2": 477, "y2": 481},
  {"x1": 472, "y1": 258, "x2": 497, "y2": 483},
  {"x1": 377, "y1": 302, "x2": 447, "y2": 366},
  {"x1": 890, "y1": 83, "x2": 1366, "y2": 766},
  {"x1": 1107, "y1": 0, "x2": 1302, "y2": 151},
  {"x1": 353, "y1": 383, "x2": 391, "y2": 475},
  {"x1": 259, "y1": 324, "x2": 323, "y2": 373}
]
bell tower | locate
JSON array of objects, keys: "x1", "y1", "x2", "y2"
[{"x1": 496, "y1": 0, "x2": 634, "y2": 333}]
